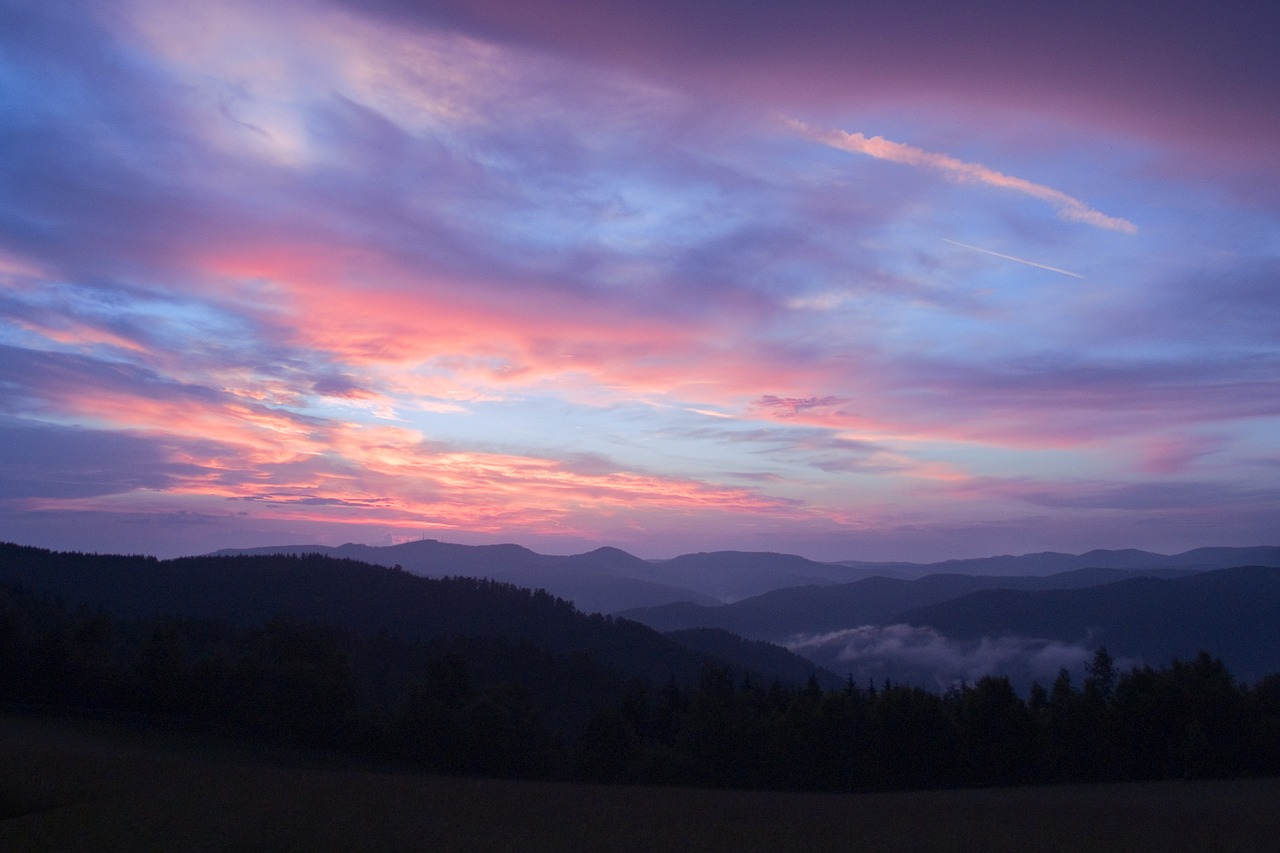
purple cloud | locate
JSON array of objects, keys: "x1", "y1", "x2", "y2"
[{"x1": 0, "y1": 417, "x2": 206, "y2": 500}]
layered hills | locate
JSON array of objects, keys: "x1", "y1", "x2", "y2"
[
  {"x1": 615, "y1": 566, "x2": 1197, "y2": 639},
  {"x1": 5, "y1": 540, "x2": 1280, "y2": 791},
  {"x1": 0, "y1": 542, "x2": 831, "y2": 691},
  {"x1": 216, "y1": 540, "x2": 1280, "y2": 613},
  {"x1": 209, "y1": 540, "x2": 1280, "y2": 688}
]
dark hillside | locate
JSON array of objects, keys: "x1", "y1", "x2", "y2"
[
  {"x1": 620, "y1": 567, "x2": 1199, "y2": 641},
  {"x1": 0, "y1": 543, "x2": 808, "y2": 689},
  {"x1": 663, "y1": 628, "x2": 841, "y2": 689}
]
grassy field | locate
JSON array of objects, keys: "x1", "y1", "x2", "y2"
[{"x1": 2, "y1": 713, "x2": 1277, "y2": 852}]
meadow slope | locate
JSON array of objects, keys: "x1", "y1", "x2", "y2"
[{"x1": 2, "y1": 713, "x2": 1277, "y2": 853}]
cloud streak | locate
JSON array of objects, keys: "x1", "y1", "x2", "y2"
[{"x1": 788, "y1": 119, "x2": 1137, "y2": 234}]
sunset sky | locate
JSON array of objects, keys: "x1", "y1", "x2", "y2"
[{"x1": 2, "y1": 0, "x2": 1277, "y2": 561}]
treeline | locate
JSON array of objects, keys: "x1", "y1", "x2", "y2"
[
  {"x1": 576, "y1": 650, "x2": 1280, "y2": 789},
  {"x1": 4, "y1": 578, "x2": 1280, "y2": 791},
  {"x1": 0, "y1": 581, "x2": 600, "y2": 777}
]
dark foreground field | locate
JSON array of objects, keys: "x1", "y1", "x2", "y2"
[{"x1": 2, "y1": 714, "x2": 1277, "y2": 852}]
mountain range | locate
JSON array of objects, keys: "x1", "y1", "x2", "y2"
[{"x1": 215, "y1": 540, "x2": 1280, "y2": 614}]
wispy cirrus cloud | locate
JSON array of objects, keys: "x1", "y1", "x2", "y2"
[{"x1": 787, "y1": 119, "x2": 1137, "y2": 234}]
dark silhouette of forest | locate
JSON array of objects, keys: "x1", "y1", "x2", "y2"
[{"x1": 3, "y1": 543, "x2": 1279, "y2": 791}]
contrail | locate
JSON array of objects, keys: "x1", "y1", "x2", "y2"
[
  {"x1": 941, "y1": 238, "x2": 1085, "y2": 279},
  {"x1": 787, "y1": 118, "x2": 1137, "y2": 235}
]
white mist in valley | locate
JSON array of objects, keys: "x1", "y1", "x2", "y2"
[{"x1": 785, "y1": 624, "x2": 1116, "y2": 692}]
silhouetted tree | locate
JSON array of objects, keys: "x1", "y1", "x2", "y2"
[{"x1": 958, "y1": 676, "x2": 1036, "y2": 785}]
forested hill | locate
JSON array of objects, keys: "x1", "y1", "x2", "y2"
[{"x1": 0, "y1": 542, "x2": 828, "y2": 689}]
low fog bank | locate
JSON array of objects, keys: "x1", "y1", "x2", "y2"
[{"x1": 785, "y1": 624, "x2": 1125, "y2": 693}]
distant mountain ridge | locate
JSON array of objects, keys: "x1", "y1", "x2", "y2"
[
  {"x1": 830, "y1": 546, "x2": 1280, "y2": 577},
  {"x1": 216, "y1": 540, "x2": 719, "y2": 613},
  {"x1": 215, "y1": 541, "x2": 1280, "y2": 614}
]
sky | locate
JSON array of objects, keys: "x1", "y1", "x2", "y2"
[{"x1": 1, "y1": 0, "x2": 1277, "y2": 562}]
